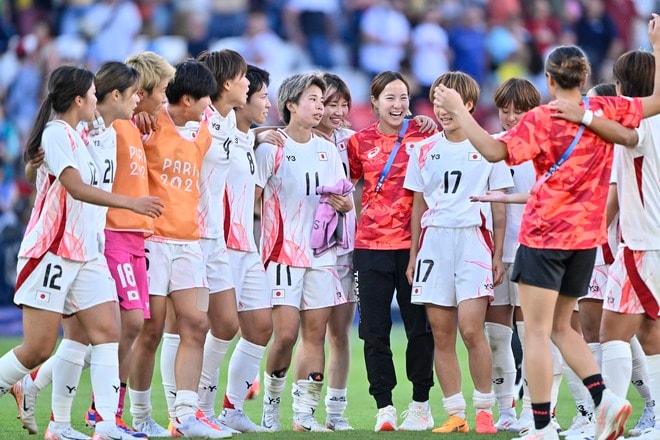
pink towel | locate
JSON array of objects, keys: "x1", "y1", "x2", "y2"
[{"x1": 311, "y1": 178, "x2": 354, "y2": 257}]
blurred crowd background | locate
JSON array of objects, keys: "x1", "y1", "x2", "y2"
[{"x1": 0, "y1": 0, "x2": 656, "y2": 300}]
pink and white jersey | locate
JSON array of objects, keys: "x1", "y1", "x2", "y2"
[
  {"x1": 198, "y1": 106, "x2": 237, "y2": 239},
  {"x1": 225, "y1": 128, "x2": 258, "y2": 252},
  {"x1": 404, "y1": 131, "x2": 513, "y2": 229},
  {"x1": 331, "y1": 127, "x2": 356, "y2": 255},
  {"x1": 595, "y1": 214, "x2": 619, "y2": 266},
  {"x1": 86, "y1": 123, "x2": 117, "y2": 249},
  {"x1": 503, "y1": 161, "x2": 535, "y2": 263},
  {"x1": 612, "y1": 115, "x2": 660, "y2": 250},
  {"x1": 20, "y1": 121, "x2": 104, "y2": 262},
  {"x1": 256, "y1": 132, "x2": 345, "y2": 268}
]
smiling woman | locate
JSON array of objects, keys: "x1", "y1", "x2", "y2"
[{"x1": 346, "y1": 70, "x2": 436, "y2": 432}]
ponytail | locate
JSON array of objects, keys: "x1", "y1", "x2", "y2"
[{"x1": 24, "y1": 95, "x2": 53, "y2": 163}]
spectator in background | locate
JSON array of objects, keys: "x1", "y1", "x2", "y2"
[
  {"x1": 358, "y1": 0, "x2": 410, "y2": 77},
  {"x1": 56, "y1": 0, "x2": 93, "y2": 36},
  {"x1": 282, "y1": 0, "x2": 340, "y2": 68},
  {"x1": 207, "y1": 0, "x2": 249, "y2": 40},
  {"x1": 0, "y1": 159, "x2": 18, "y2": 235},
  {"x1": 80, "y1": 0, "x2": 142, "y2": 70},
  {"x1": 524, "y1": 0, "x2": 564, "y2": 58},
  {"x1": 410, "y1": 6, "x2": 450, "y2": 114},
  {"x1": 574, "y1": 0, "x2": 621, "y2": 85},
  {"x1": 448, "y1": 4, "x2": 488, "y2": 86},
  {"x1": 604, "y1": 0, "x2": 637, "y2": 51},
  {"x1": 6, "y1": 34, "x2": 42, "y2": 142}
]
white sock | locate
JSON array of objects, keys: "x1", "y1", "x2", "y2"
[
  {"x1": 160, "y1": 333, "x2": 179, "y2": 416},
  {"x1": 90, "y1": 343, "x2": 120, "y2": 423},
  {"x1": 601, "y1": 340, "x2": 632, "y2": 398},
  {"x1": 32, "y1": 357, "x2": 54, "y2": 392},
  {"x1": 473, "y1": 389, "x2": 495, "y2": 415},
  {"x1": 129, "y1": 388, "x2": 153, "y2": 421},
  {"x1": 174, "y1": 389, "x2": 199, "y2": 421},
  {"x1": 443, "y1": 392, "x2": 466, "y2": 419},
  {"x1": 550, "y1": 342, "x2": 563, "y2": 412},
  {"x1": 631, "y1": 336, "x2": 652, "y2": 403},
  {"x1": 0, "y1": 350, "x2": 31, "y2": 394},
  {"x1": 51, "y1": 339, "x2": 87, "y2": 423},
  {"x1": 199, "y1": 332, "x2": 231, "y2": 416},
  {"x1": 325, "y1": 387, "x2": 348, "y2": 418},
  {"x1": 224, "y1": 338, "x2": 265, "y2": 412},
  {"x1": 292, "y1": 378, "x2": 323, "y2": 415},
  {"x1": 485, "y1": 322, "x2": 516, "y2": 411},
  {"x1": 588, "y1": 342, "x2": 602, "y2": 369},
  {"x1": 644, "y1": 354, "x2": 660, "y2": 429},
  {"x1": 562, "y1": 362, "x2": 592, "y2": 417},
  {"x1": 263, "y1": 372, "x2": 286, "y2": 408},
  {"x1": 516, "y1": 321, "x2": 531, "y2": 415}
]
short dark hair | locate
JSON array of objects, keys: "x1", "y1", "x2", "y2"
[
  {"x1": 246, "y1": 64, "x2": 270, "y2": 100},
  {"x1": 493, "y1": 78, "x2": 541, "y2": 112},
  {"x1": 166, "y1": 58, "x2": 217, "y2": 104}
]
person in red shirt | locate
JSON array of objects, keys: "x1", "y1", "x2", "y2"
[
  {"x1": 347, "y1": 70, "x2": 435, "y2": 432},
  {"x1": 434, "y1": 14, "x2": 660, "y2": 440}
]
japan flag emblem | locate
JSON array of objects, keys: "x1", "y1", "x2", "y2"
[
  {"x1": 272, "y1": 289, "x2": 285, "y2": 299},
  {"x1": 318, "y1": 152, "x2": 328, "y2": 161},
  {"x1": 468, "y1": 152, "x2": 482, "y2": 161}
]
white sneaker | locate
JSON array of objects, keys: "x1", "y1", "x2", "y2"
[
  {"x1": 10, "y1": 374, "x2": 38, "y2": 434},
  {"x1": 513, "y1": 424, "x2": 560, "y2": 440},
  {"x1": 629, "y1": 402, "x2": 656, "y2": 436},
  {"x1": 44, "y1": 422, "x2": 91, "y2": 440},
  {"x1": 496, "y1": 415, "x2": 521, "y2": 432},
  {"x1": 326, "y1": 416, "x2": 354, "y2": 431},
  {"x1": 292, "y1": 412, "x2": 331, "y2": 432},
  {"x1": 132, "y1": 416, "x2": 170, "y2": 437},
  {"x1": 261, "y1": 401, "x2": 280, "y2": 432},
  {"x1": 172, "y1": 415, "x2": 232, "y2": 438},
  {"x1": 561, "y1": 414, "x2": 594, "y2": 437},
  {"x1": 219, "y1": 408, "x2": 267, "y2": 433},
  {"x1": 399, "y1": 402, "x2": 434, "y2": 430},
  {"x1": 594, "y1": 389, "x2": 632, "y2": 440},
  {"x1": 374, "y1": 405, "x2": 398, "y2": 431}
]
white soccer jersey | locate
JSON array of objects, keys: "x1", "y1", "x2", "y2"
[
  {"x1": 613, "y1": 115, "x2": 660, "y2": 250},
  {"x1": 502, "y1": 161, "x2": 535, "y2": 262},
  {"x1": 20, "y1": 121, "x2": 104, "y2": 262},
  {"x1": 404, "y1": 131, "x2": 513, "y2": 229},
  {"x1": 86, "y1": 123, "x2": 117, "y2": 248},
  {"x1": 198, "y1": 106, "x2": 237, "y2": 239},
  {"x1": 225, "y1": 128, "x2": 258, "y2": 253},
  {"x1": 256, "y1": 132, "x2": 345, "y2": 268},
  {"x1": 332, "y1": 127, "x2": 355, "y2": 255}
]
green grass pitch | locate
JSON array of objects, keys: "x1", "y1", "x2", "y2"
[{"x1": 0, "y1": 328, "x2": 646, "y2": 439}]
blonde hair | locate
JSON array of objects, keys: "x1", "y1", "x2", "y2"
[{"x1": 125, "y1": 51, "x2": 175, "y2": 94}]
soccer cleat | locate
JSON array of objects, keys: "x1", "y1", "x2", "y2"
[
  {"x1": 172, "y1": 414, "x2": 232, "y2": 438},
  {"x1": 85, "y1": 407, "x2": 99, "y2": 429},
  {"x1": 398, "y1": 402, "x2": 434, "y2": 430},
  {"x1": 560, "y1": 414, "x2": 594, "y2": 437},
  {"x1": 374, "y1": 405, "x2": 398, "y2": 431},
  {"x1": 91, "y1": 425, "x2": 145, "y2": 440},
  {"x1": 495, "y1": 415, "x2": 521, "y2": 432},
  {"x1": 292, "y1": 412, "x2": 332, "y2": 432},
  {"x1": 629, "y1": 402, "x2": 656, "y2": 437},
  {"x1": 132, "y1": 416, "x2": 170, "y2": 437},
  {"x1": 476, "y1": 411, "x2": 497, "y2": 434},
  {"x1": 594, "y1": 389, "x2": 632, "y2": 440},
  {"x1": 44, "y1": 421, "x2": 92, "y2": 440},
  {"x1": 10, "y1": 374, "x2": 38, "y2": 434},
  {"x1": 512, "y1": 424, "x2": 560, "y2": 440},
  {"x1": 219, "y1": 408, "x2": 267, "y2": 433},
  {"x1": 432, "y1": 414, "x2": 470, "y2": 433},
  {"x1": 326, "y1": 416, "x2": 354, "y2": 431},
  {"x1": 245, "y1": 378, "x2": 260, "y2": 400},
  {"x1": 204, "y1": 414, "x2": 240, "y2": 434},
  {"x1": 167, "y1": 419, "x2": 182, "y2": 438},
  {"x1": 261, "y1": 401, "x2": 281, "y2": 431},
  {"x1": 115, "y1": 417, "x2": 147, "y2": 438}
]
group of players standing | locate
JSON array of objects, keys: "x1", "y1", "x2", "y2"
[{"x1": 0, "y1": 11, "x2": 659, "y2": 440}]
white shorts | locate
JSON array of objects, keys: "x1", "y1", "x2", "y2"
[
  {"x1": 145, "y1": 240, "x2": 207, "y2": 296},
  {"x1": 14, "y1": 252, "x2": 117, "y2": 315},
  {"x1": 228, "y1": 249, "x2": 271, "y2": 311},
  {"x1": 411, "y1": 227, "x2": 494, "y2": 307},
  {"x1": 492, "y1": 263, "x2": 518, "y2": 307},
  {"x1": 267, "y1": 262, "x2": 346, "y2": 311},
  {"x1": 580, "y1": 264, "x2": 608, "y2": 302},
  {"x1": 336, "y1": 252, "x2": 357, "y2": 303},
  {"x1": 201, "y1": 237, "x2": 234, "y2": 293},
  {"x1": 604, "y1": 247, "x2": 660, "y2": 316}
]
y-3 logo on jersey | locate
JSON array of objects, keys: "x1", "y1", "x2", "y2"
[
  {"x1": 286, "y1": 155, "x2": 296, "y2": 161},
  {"x1": 430, "y1": 154, "x2": 441, "y2": 160},
  {"x1": 211, "y1": 122, "x2": 221, "y2": 131}
]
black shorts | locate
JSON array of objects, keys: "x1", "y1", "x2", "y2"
[{"x1": 511, "y1": 245, "x2": 597, "y2": 298}]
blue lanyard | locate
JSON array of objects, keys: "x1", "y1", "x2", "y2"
[
  {"x1": 373, "y1": 119, "x2": 409, "y2": 195},
  {"x1": 532, "y1": 96, "x2": 589, "y2": 194}
]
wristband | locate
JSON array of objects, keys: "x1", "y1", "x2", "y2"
[{"x1": 581, "y1": 109, "x2": 593, "y2": 126}]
